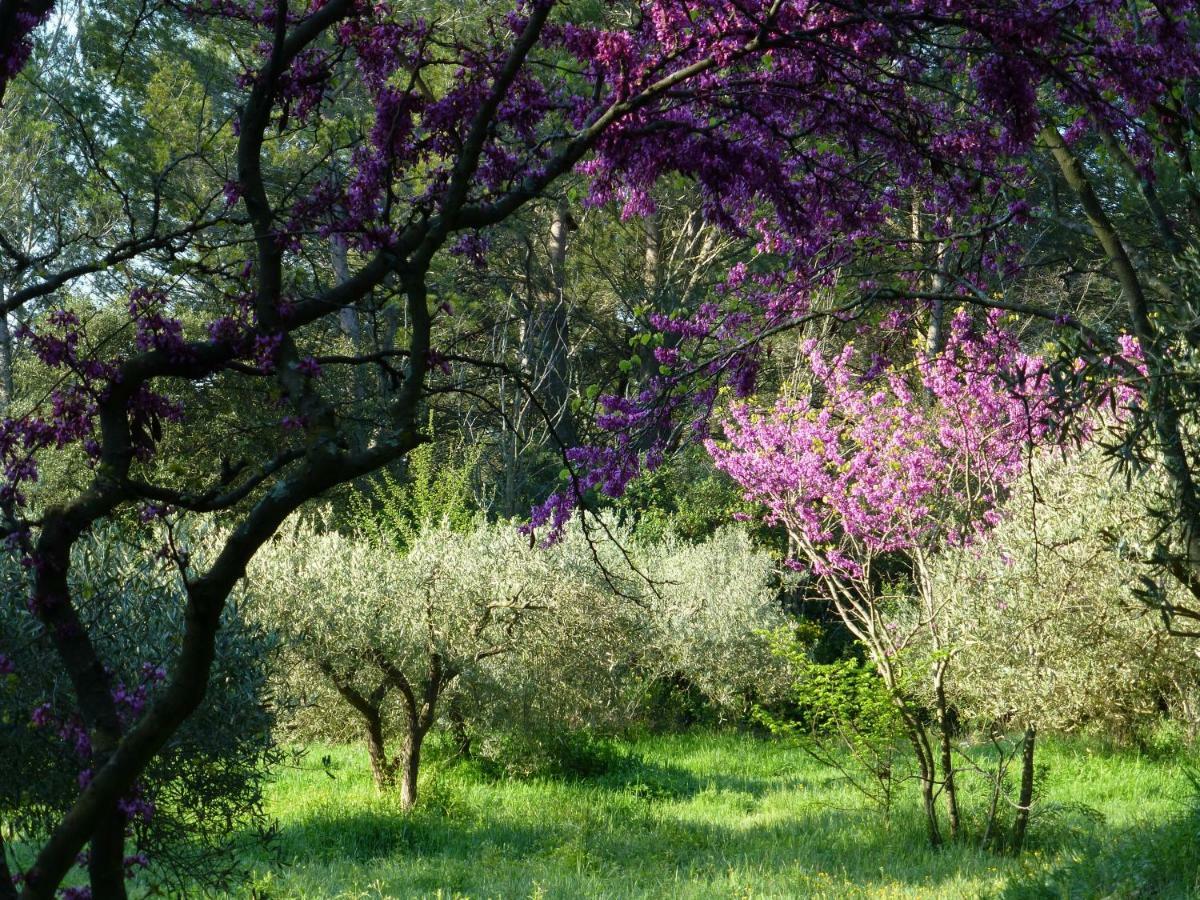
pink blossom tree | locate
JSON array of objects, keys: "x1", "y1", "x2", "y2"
[{"x1": 708, "y1": 310, "x2": 1055, "y2": 845}]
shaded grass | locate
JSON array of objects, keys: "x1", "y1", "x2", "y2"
[{"x1": 216, "y1": 732, "x2": 1197, "y2": 898}]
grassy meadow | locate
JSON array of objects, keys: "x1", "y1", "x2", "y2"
[{"x1": 200, "y1": 732, "x2": 1200, "y2": 899}]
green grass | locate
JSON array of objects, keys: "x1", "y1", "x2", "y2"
[{"x1": 197, "y1": 732, "x2": 1200, "y2": 899}]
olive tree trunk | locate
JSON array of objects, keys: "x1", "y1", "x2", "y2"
[
  {"x1": 932, "y1": 664, "x2": 961, "y2": 841},
  {"x1": 1010, "y1": 725, "x2": 1037, "y2": 854}
]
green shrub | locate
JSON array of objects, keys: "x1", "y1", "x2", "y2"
[
  {"x1": 249, "y1": 513, "x2": 793, "y2": 797},
  {"x1": 0, "y1": 526, "x2": 281, "y2": 892},
  {"x1": 756, "y1": 627, "x2": 911, "y2": 816},
  {"x1": 929, "y1": 444, "x2": 1200, "y2": 741}
]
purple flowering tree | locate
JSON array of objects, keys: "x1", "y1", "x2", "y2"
[
  {"x1": 707, "y1": 311, "x2": 1054, "y2": 845},
  {"x1": 0, "y1": 1, "x2": 1197, "y2": 896}
]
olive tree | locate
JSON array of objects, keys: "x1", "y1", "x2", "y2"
[
  {"x1": 249, "y1": 519, "x2": 565, "y2": 809},
  {"x1": 929, "y1": 442, "x2": 1200, "y2": 850},
  {"x1": 474, "y1": 522, "x2": 794, "y2": 752},
  {"x1": 251, "y1": 514, "x2": 792, "y2": 799},
  {"x1": 639, "y1": 527, "x2": 793, "y2": 717}
]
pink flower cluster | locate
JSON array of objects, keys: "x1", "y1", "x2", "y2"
[{"x1": 707, "y1": 312, "x2": 1054, "y2": 577}]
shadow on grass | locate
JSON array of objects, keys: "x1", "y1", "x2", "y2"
[
  {"x1": 586, "y1": 755, "x2": 798, "y2": 802},
  {"x1": 267, "y1": 803, "x2": 553, "y2": 866},
  {"x1": 250, "y1": 742, "x2": 1200, "y2": 897},
  {"x1": 260, "y1": 769, "x2": 990, "y2": 894},
  {"x1": 997, "y1": 801, "x2": 1200, "y2": 900}
]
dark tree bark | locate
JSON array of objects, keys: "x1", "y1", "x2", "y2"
[
  {"x1": 363, "y1": 711, "x2": 397, "y2": 790},
  {"x1": 933, "y1": 667, "x2": 960, "y2": 841},
  {"x1": 374, "y1": 651, "x2": 454, "y2": 811},
  {"x1": 398, "y1": 724, "x2": 427, "y2": 811},
  {"x1": 319, "y1": 664, "x2": 397, "y2": 789},
  {"x1": 30, "y1": 508, "x2": 128, "y2": 899},
  {"x1": 1010, "y1": 725, "x2": 1037, "y2": 854},
  {"x1": 87, "y1": 809, "x2": 128, "y2": 900}
]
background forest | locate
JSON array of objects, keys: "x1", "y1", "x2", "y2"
[{"x1": 1, "y1": 1, "x2": 1200, "y2": 897}]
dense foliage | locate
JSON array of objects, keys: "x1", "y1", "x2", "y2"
[
  {"x1": 1, "y1": 0, "x2": 1200, "y2": 895},
  {"x1": 931, "y1": 444, "x2": 1200, "y2": 739},
  {"x1": 249, "y1": 516, "x2": 789, "y2": 801},
  {"x1": 0, "y1": 530, "x2": 279, "y2": 893}
]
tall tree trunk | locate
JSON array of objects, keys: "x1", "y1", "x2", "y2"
[
  {"x1": 644, "y1": 211, "x2": 661, "y2": 297},
  {"x1": 636, "y1": 209, "x2": 679, "y2": 448},
  {"x1": 88, "y1": 806, "x2": 128, "y2": 900},
  {"x1": 330, "y1": 234, "x2": 362, "y2": 347},
  {"x1": 30, "y1": 522, "x2": 128, "y2": 899},
  {"x1": 523, "y1": 198, "x2": 576, "y2": 449},
  {"x1": 1010, "y1": 725, "x2": 1037, "y2": 854}
]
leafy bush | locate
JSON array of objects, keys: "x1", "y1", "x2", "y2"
[
  {"x1": 0, "y1": 527, "x2": 281, "y2": 893},
  {"x1": 929, "y1": 444, "x2": 1200, "y2": 740},
  {"x1": 456, "y1": 520, "x2": 795, "y2": 773},
  {"x1": 756, "y1": 626, "x2": 912, "y2": 816}
]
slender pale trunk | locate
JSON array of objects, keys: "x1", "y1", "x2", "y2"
[
  {"x1": 523, "y1": 198, "x2": 575, "y2": 448},
  {"x1": 644, "y1": 211, "x2": 661, "y2": 296},
  {"x1": 0, "y1": 283, "x2": 13, "y2": 411},
  {"x1": 926, "y1": 241, "x2": 948, "y2": 355},
  {"x1": 826, "y1": 573, "x2": 943, "y2": 848}
]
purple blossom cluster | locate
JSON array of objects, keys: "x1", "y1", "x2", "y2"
[
  {"x1": 129, "y1": 288, "x2": 189, "y2": 360},
  {"x1": 0, "y1": 3, "x2": 53, "y2": 96},
  {"x1": 708, "y1": 312, "x2": 1055, "y2": 577}
]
